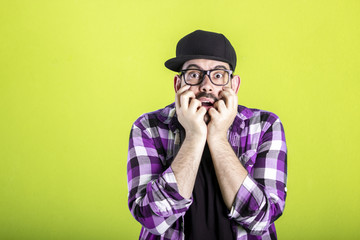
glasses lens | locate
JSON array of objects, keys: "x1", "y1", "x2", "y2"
[
  {"x1": 184, "y1": 70, "x2": 203, "y2": 85},
  {"x1": 210, "y1": 70, "x2": 229, "y2": 85},
  {"x1": 183, "y1": 69, "x2": 231, "y2": 86}
]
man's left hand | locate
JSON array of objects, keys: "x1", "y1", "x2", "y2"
[{"x1": 207, "y1": 87, "x2": 238, "y2": 141}]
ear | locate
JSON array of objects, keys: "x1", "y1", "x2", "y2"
[
  {"x1": 231, "y1": 75, "x2": 241, "y2": 94},
  {"x1": 174, "y1": 75, "x2": 182, "y2": 93}
]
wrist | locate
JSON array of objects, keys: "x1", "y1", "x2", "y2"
[
  {"x1": 185, "y1": 131, "x2": 207, "y2": 143},
  {"x1": 207, "y1": 132, "x2": 228, "y2": 145}
]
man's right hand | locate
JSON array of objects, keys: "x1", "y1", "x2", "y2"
[
  {"x1": 175, "y1": 85, "x2": 207, "y2": 139},
  {"x1": 172, "y1": 85, "x2": 207, "y2": 199}
]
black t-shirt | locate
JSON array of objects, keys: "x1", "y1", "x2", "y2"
[{"x1": 184, "y1": 143, "x2": 234, "y2": 240}]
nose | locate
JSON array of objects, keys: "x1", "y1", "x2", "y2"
[{"x1": 200, "y1": 74, "x2": 213, "y2": 92}]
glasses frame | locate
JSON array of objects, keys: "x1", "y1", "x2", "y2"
[{"x1": 180, "y1": 68, "x2": 233, "y2": 86}]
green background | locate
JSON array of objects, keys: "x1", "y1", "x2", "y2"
[{"x1": 1, "y1": 0, "x2": 359, "y2": 239}]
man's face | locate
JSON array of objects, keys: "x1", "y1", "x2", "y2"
[{"x1": 174, "y1": 59, "x2": 240, "y2": 112}]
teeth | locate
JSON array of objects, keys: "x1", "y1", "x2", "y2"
[{"x1": 202, "y1": 101, "x2": 213, "y2": 106}]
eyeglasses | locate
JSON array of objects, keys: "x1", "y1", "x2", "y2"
[{"x1": 180, "y1": 69, "x2": 233, "y2": 86}]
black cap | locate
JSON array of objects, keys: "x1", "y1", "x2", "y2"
[{"x1": 165, "y1": 30, "x2": 237, "y2": 72}]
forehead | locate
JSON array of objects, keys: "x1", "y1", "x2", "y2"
[{"x1": 182, "y1": 59, "x2": 230, "y2": 70}]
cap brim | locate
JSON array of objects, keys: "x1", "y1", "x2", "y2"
[{"x1": 165, "y1": 55, "x2": 234, "y2": 72}]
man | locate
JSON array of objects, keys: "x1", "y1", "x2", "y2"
[{"x1": 127, "y1": 30, "x2": 287, "y2": 240}]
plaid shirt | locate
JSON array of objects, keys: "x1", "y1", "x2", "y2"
[{"x1": 127, "y1": 103, "x2": 287, "y2": 240}]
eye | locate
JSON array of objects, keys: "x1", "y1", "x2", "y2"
[
  {"x1": 188, "y1": 71, "x2": 201, "y2": 79},
  {"x1": 190, "y1": 73, "x2": 199, "y2": 78},
  {"x1": 213, "y1": 72, "x2": 224, "y2": 79}
]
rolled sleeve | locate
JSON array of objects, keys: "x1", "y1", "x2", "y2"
[
  {"x1": 127, "y1": 117, "x2": 191, "y2": 235},
  {"x1": 147, "y1": 166, "x2": 192, "y2": 217},
  {"x1": 228, "y1": 115, "x2": 287, "y2": 236}
]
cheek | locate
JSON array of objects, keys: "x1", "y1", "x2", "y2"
[{"x1": 213, "y1": 87, "x2": 224, "y2": 99}]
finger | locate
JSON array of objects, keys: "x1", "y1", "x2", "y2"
[
  {"x1": 188, "y1": 98, "x2": 202, "y2": 112},
  {"x1": 224, "y1": 87, "x2": 237, "y2": 106},
  {"x1": 214, "y1": 100, "x2": 226, "y2": 112},
  {"x1": 219, "y1": 90, "x2": 235, "y2": 109},
  {"x1": 208, "y1": 107, "x2": 219, "y2": 118},
  {"x1": 175, "y1": 85, "x2": 191, "y2": 109},
  {"x1": 197, "y1": 106, "x2": 207, "y2": 116},
  {"x1": 179, "y1": 90, "x2": 196, "y2": 109},
  {"x1": 219, "y1": 90, "x2": 232, "y2": 107},
  {"x1": 177, "y1": 85, "x2": 191, "y2": 94}
]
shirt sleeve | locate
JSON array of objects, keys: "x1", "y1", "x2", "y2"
[
  {"x1": 228, "y1": 114, "x2": 287, "y2": 235},
  {"x1": 127, "y1": 116, "x2": 192, "y2": 235}
]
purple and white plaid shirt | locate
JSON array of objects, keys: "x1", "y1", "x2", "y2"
[{"x1": 127, "y1": 103, "x2": 287, "y2": 240}]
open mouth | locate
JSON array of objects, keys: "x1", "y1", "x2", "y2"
[
  {"x1": 201, "y1": 101, "x2": 213, "y2": 107},
  {"x1": 197, "y1": 94, "x2": 217, "y2": 109}
]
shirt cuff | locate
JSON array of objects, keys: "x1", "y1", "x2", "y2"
[
  {"x1": 228, "y1": 174, "x2": 265, "y2": 220},
  {"x1": 147, "y1": 166, "x2": 192, "y2": 217}
]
